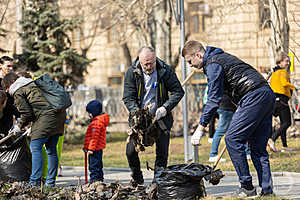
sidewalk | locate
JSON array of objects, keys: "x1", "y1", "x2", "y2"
[{"x1": 57, "y1": 166, "x2": 300, "y2": 199}]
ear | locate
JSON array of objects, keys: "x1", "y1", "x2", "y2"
[{"x1": 195, "y1": 52, "x2": 203, "y2": 59}]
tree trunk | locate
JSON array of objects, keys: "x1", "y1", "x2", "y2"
[
  {"x1": 268, "y1": 0, "x2": 289, "y2": 65},
  {"x1": 154, "y1": 0, "x2": 172, "y2": 64}
]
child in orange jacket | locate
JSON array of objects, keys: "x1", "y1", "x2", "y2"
[{"x1": 83, "y1": 100, "x2": 109, "y2": 183}]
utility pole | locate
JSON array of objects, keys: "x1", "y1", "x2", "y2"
[{"x1": 170, "y1": 0, "x2": 198, "y2": 162}]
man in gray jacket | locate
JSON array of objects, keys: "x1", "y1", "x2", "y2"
[{"x1": 122, "y1": 46, "x2": 184, "y2": 187}]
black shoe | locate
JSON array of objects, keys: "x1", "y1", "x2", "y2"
[
  {"x1": 235, "y1": 187, "x2": 257, "y2": 198},
  {"x1": 129, "y1": 178, "x2": 144, "y2": 188}
]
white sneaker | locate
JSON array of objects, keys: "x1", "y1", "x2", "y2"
[
  {"x1": 208, "y1": 138, "x2": 213, "y2": 143},
  {"x1": 208, "y1": 156, "x2": 226, "y2": 163},
  {"x1": 267, "y1": 139, "x2": 277, "y2": 152},
  {"x1": 281, "y1": 147, "x2": 293, "y2": 152},
  {"x1": 246, "y1": 154, "x2": 251, "y2": 160}
]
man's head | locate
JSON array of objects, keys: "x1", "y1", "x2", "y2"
[
  {"x1": 275, "y1": 51, "x2": 290, "y2": 69},
  {"x1": 138, "y1": 46, "x2": 156, "y2": 75},
  {"x1": 182, "y1": 40, "x2": 206, "y2": 69},
  {"x1": 0, "y1": 56, "x2": 14, "y2": 78},
  {"x1": 86, "y1": 100, "x2": 103, "y2": 118},
  {"x1": 1, "y1": 72, "x2": 19, "y2": 93}
]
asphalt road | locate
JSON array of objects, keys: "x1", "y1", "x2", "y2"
[{"x1": 56, "y1": 166, "x2": 300, "y2": 199}]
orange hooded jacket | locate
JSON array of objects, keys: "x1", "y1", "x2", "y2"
[{"x1": 83, "y1": 113, "x2": 109, "y2": 151}]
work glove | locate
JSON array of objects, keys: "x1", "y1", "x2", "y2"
[
  {"x1": 155, "y1": 106, "x2": 167, "y2": 120},
  {"x1": 10, "y1": 125, "x2": 22, "y2": 136},
  {"x1": 87, "y1": 150, "x2": 93, "y2": 155},
  {"x1": 191, "y1": 124, "x2": 205, "y2": 146}
]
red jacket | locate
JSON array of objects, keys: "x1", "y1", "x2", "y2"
[{"x1": 83, "y1": 113, "x2": 109, "y2": 151}]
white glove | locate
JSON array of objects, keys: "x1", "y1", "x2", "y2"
[
  {"x1": 155, "y1": 106, "x2": 167, "y2": 120},
  {"x1": 10, "y1": 125, "x2": 22, "y2": 136},
  {"x1": 87, "y1": 150, "x2": 93, "y2": 155},
  {"x1": 191, "y1": 124, "x2": 205, "y2": 146}
]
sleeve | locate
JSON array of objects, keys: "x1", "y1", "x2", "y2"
[
  {"x1": 162, "y1": 69, "x2": 185, "y2": 112},
  {"x1": 279, "y1": 71, "x2": 295, "y2": 90},
  {"x1": 13, "y1": 92, "x2": 35, "y2": 128},
  {"x1": 122, "y1": 68, "x2": 140, "y2": 113},
  {"x1": 200, "y1": 63, "x2": 224, "y2": 126}
]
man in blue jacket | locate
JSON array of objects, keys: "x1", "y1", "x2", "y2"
[
  {"x1": 182, "y1": 40, "x2": 274, "y2": 197},
  {"x1": 122, "y1": 46, "x2": 184, "y2": 187}
]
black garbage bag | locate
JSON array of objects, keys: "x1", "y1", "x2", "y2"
[
  {"x1": 0, "y1": 135, "x2": 31, "y2": 182},
  {"x1": 155, "y1": 163, "x2": 213, "y2": 200}
]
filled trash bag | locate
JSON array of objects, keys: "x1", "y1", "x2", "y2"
[
  {"x1": 0, "y1": 135, "x2": 31, "y2": 182},
  {"x1": 155, "y1": 163, "x2": 213, "y2": 200}
]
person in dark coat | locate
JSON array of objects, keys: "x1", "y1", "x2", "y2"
[
  {"x1": 122, "y1": 46, "x2": 184, "y2": 187},
  {"x1": 1, "y1": 72, "x2": 66, "y2": 187},
  {"x1": 182, "y1": 40, "x2": 274, "y2": 197}
]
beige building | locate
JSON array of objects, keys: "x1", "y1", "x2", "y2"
[{"x1": 1, "y1": 0, "x2": 300, "y2": 86}]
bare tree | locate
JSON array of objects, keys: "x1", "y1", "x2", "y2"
[{"x1": 267, "y1": 0, "x2": 289, "y2": 66}]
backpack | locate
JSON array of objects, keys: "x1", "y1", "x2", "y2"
[{"x1": 34, "y1": 74, "x2": 72, "y2": 112}]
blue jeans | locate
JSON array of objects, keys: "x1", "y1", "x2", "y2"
[
  {"x1": 30, "y1": 135, "x2": 59, "y2": 187},
  {"x1": 225, "y1": 86, "x2": 274, "y2": 194},
  {"x1": 88, "y1": 150, "x2": 104, "y2": 182},
  {"x1": 210, "y1": 109, "x2": 234, "y2": 157}
]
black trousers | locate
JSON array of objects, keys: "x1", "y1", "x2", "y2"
[
  {"x1": 126, "y1": 128, "x2": 170, "y2": 181},
  {"x1": 272, "y1": 96, "x2": 291, "y2": 147}
]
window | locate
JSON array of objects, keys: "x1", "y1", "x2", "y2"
[
  {"x1": 108, "y1": 76, "x2": 122, "y2": 86},
  {"x1": 187, "y1": 2, "x2": 207, "y2": 34},
  {"x1": 259, "y1": 0, "x2": 271, "y2": 29}
]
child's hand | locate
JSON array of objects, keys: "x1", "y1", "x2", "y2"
[{"x1": 87, "y1": 150, "x2": 93, "y2": 155}]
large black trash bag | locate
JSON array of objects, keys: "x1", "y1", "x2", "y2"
[
  {"x1": 155, "y1": 163, "x2": 212, "y2": 200},
  {"x1": 0, "y1": 135, "x2": 31, "y2": 182}
]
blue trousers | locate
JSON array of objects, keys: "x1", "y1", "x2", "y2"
[
  {"x1": 88, "y1": 150, "x2": 104, "y2": 182},
  {"x1": 225, "y1": 86, "x2": 274, "y2": 194},
  {"x1": 30, "y1": 135, "x2": 59, "y2": 187},
  {"x1": 210, "y1": 109, "x2": 251, "y2": 157}
]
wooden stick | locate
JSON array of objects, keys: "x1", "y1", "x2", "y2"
[
  {"x1": 181, "y1": 70, "x2": 196, "y2": 86},
  {"x1": 212, "y1": 145, "x2": 227, "y2": 170}
]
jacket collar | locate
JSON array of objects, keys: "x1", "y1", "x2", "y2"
[
  {"x1": 9, "y1": 77, "x2": 34, "y2": 96},
  {"x1": 132, "y1": 57, "x2": 167, "y2": 79}
]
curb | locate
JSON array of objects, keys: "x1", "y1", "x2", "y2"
[{"x1": 62, "y1": 166, "x2": 300, "y2": 177}]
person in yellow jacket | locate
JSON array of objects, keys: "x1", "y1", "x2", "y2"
[{"x1": 268, "y1": 52, "x2": 295, "y2": 152}]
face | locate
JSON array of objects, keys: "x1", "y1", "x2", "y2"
[
  {"x1": 184, "y1": 52, "x2": 203, "y2": 69},
  {"x1": 139, "y1": 52, "x2": 156, "y2": 75},
  {"x1": 279, "y1": 56, "x2": 290, "y2": 69},
  {"x1": 0, "y1": 61, "x2": 13, "y2": 77}
]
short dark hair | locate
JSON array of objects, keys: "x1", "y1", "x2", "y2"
[
  {"x1": 182, "y1": 40, "x2": 205, "y2": 57},
  {"x1": 1, "y1": 72, "x2": 19, "y2": 91},
  {"x1": 0, "y1": 56, "x2": 13, "y2": 64}
]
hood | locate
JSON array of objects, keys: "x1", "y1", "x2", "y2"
[
  {"x1": 93, "y1": 113, "x2": 110, "y2": 127},
  {"x1": 272, "y1": 66, "x2": 282, "y2": 72},
  {"x1": 203, "y1": 46, "x2": 224, "y2": 66},
  {"x1": 9, "y1": 77, "x2": 34, "y2": 96},
  {"x1": 132, "y1": 56, "x2": 167, "y2": 79}
]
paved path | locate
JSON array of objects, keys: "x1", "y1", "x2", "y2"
[{"x1": 56, "y1": 166, "x2": 300, "y2": 199}]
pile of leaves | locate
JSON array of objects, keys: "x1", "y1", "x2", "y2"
[{"x1": 0, "y1": 180, "x2": 155, "y2": 200}]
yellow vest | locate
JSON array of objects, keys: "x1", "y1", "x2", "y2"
[{"x1": 270, "y1": 69, "x2": 295, "y2": 98}]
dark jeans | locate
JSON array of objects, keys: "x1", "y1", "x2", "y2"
[
  {"x1": 225, "y1": 86, "x2": 274, "y2": 194},
  {"x1": 88, "y1": 150, "x2": 104, "y2": 182},
  {"x1": 272, "y1": 97, "x2": 291, "y2": 147},
  {"x1": 126, "y1": 128, "x2": 170, "y2": 181}
]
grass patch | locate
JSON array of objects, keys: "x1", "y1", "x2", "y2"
[{"x1": 61, "y1": 132, "x2": 300, "y2": 172}]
